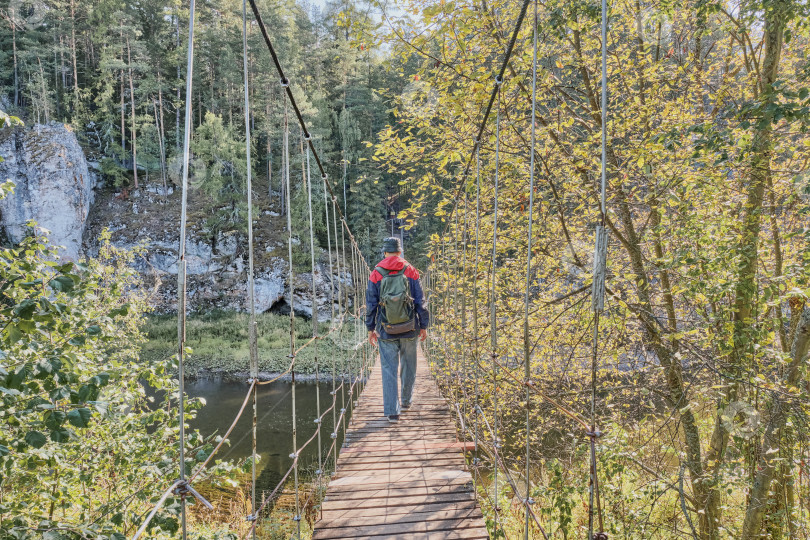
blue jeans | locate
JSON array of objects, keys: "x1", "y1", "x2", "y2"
[{"x1": 378, "y1": 337, "x2": 418, "y2": 416}]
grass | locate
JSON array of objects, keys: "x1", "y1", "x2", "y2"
[{"x1": 141, "y1": 310, "x2": 360, "y2": 375}]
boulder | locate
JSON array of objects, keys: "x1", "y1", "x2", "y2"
[{"x1": 0, "y1": 123, "x2": 95, "y2": 260}]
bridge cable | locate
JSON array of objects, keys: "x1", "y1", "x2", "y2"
[
  {"x1": 473, "y1": 144, "x2": 482, "y2": 469},
  {"x1": 281, "y1": 94, "x2": 303, "y2": 540},
  {"x1": 247, "y1": 0, "x2": 370, "y2": 275},
  {"x1": 523, "y1": 0, "x2": 538, "y2": 536},
  {"x1": 457, "y1": 189, "x2": 470, "y2": 476},
  {"x1": 587, "y1": 0, "x2": 610, "y2": 536},
  {"x1": 240, "y1": 0, "x2": 260, "y2": 533},
  {"x1": 305, "y1": 126, "x2": 324, "y2": 496},
  {"x1": 324, "y1": 178, "x2": 338, "y2": 474},
  {"x1": 489, "y1": 79, "x2": 503, "y2": 529},
  {"x1": 133, "y1": 2, "x2": 202, "y2": 537},
  {"x1": 174, "y1": 0, "x2": 196, "y2": 536},
  {"x1": 436, "y1": 0, "x2": 530, "y2": 238}
]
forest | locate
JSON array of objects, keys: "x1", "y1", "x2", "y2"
[
  {"x1": 0, "y1": 0, "x2": 424, "y2": 264},
  {"x1": 2, "y1": 0, "x2": 810, "y2": 537}
]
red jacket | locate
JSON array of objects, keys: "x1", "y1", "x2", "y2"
[{"x1": 365, "y1": 256, "x2": 429, "y2": 339}]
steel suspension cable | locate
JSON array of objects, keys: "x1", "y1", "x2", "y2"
[
  {"x1": 333, "y1": 196, "x2": 347, "y2": 438},
  {"x1": 473, "y1": 144, "x2": 482, "y2": 471},
  {"x1": 281, "y1": 94, "x2": 302, "y2": 540},
  {"x1": 175, "y1": 1, "x2": 196, "y2": 536},
  {"x1": 587, "y1": 0, "x2": 609, "y2": 536},
  {"x1": 340, "y1": 225, "x2": 351, "y2": 426},
  {"x1": 523, "y1": 0, "x2": 538, "y2": 537},
  {"x1": 323, "y1": 177, "x2": 335, "y2": 322},
  {"x1": 324, "y1": 179, "x2": 338, "y2": 471},
  {"x1": 458, "y1": 190, "x2": 470, "y2": 464},
  {"x1": 241, "y1": 1, "x2": 260, "y2": 533},
  {"x1": 490, "y1": 80, "x2": 503, "y2": 530},
  {"x1": 247, "y1": 0, "x2": 369, "y2": 276},
  {"x1": 304, "y1": 129, "x2": 324, "y2": 496},
  {"x1": 436, "y1": 0, "x2": 531, "y2": 238},
  {"x1": 134, "y1": 4, "x2": 203, "y2": 537}
]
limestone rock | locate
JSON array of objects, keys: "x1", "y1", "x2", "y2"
[{"x1": 0, "y1": 123, "x2": 95, "y2": 260}]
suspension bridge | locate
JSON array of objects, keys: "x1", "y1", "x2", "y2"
[{"x1": 133, "y1": 0, "x2": 611, "y2": 537}]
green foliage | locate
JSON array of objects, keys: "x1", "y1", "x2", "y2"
[
  {"x1": 191, "y1": 112, "x2": 248, "y2": 237},
  {"x1": 0, "y1": 217, "x2": 234, "y2": 537},
  {"x1": 387, "y1": 0, "x2": 810, "y2": 536},
  {"x1": 140, "y1": 310, "x2": 351, "y2": 375},
  {"x1": 0, "y1": 110, "x2": 23, "y2": 130}
]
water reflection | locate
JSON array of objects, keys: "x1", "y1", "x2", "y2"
[{"x1": 186, "y1": 377, "x2": 344, "y2": 489}]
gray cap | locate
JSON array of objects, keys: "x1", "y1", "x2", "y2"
[{"x1": 383, "y1": 236, "x2": 402, "y2": 254}]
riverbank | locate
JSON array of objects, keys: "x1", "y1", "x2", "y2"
[{"x1": 141, "y1": 310, "x2": 362, "y2": 379}]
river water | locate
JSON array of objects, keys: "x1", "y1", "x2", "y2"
[{"x1": 186, "y1": 377, "x2": 348, "y2": 489}]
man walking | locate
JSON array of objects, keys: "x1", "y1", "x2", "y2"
[{"x1": 366, "y1": 237, "x2": 429, "y2": 423}]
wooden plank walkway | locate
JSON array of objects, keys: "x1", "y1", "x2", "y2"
[{"x1": 312, "y1": 348, "x2": 488, "y2": 540}]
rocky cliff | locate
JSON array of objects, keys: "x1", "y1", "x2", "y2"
[
  {"x1": 0, "y1": 123, "x2": 96, "y2": 260},
  {"x1": 0, "y1": 122, "x2": 351, "y2": 319}
]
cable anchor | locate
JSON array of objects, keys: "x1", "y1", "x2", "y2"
[{"x1": 172, "y1": 480, "x2": 214, "y2": 510}]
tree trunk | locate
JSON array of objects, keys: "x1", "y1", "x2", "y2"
[
  {"x1": 734, "y1": 3, "x2": 789, "y2": 534},
  {"x1": 266, "y1": 100, "x2": 272, "y2": 203},
  {"x1": 60, "y1": 35, "x2": 66, "y2": 90},
  {"x1": 742, "y1": 309, "x2": 810, "y2": 536},
  {"x1": 175, "y1": 10, "x2": 181, "y2": 150},
  {"x1": 126, "y1": 36, "x2": 138, "y2": 189},
  {"x1": 70, "y1": 0, "x2": 79, "y2": 104},
  {"x1": 157, "y1": 74, "x2": 168, "y2": 192},
  {"x1": 153, "y1": 98, "x2": 167, "y2": 194},
  {"x1": 37, "y1": 58, "x2": 50, "y2": 123},
  {"x1": 120, "y1": 73, "x2": 126, "y2": 153},
  {"x1": 12, "y1": 21, "x2": 19, "y2": 107}
]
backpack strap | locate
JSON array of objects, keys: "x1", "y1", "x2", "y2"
[{"x1": 375, "y1": 264, "x2": 408, "y2": 277}]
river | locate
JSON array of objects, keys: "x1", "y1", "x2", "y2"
[{"x1": 186, "y1": 376, "x2": 348, "y2": 490}]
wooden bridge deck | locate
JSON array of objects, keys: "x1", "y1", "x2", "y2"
[{"x1": 312, "y1": 348, "x2": 488, "y2": 539}]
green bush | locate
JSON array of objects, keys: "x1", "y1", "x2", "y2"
[
  {"x1": 141, "y1": 310, "x2": 358, "y2": 375},
  {"x1": 0, "y1": 205, "x2": 234, "y2": 538}
]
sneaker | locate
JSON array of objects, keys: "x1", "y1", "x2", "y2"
[
  {"x1": 388, "y1": 415, "x2": 400, "y2": 423},
  {"x1": 401, "y1": 403, "x2": 411, "y2": 411}
]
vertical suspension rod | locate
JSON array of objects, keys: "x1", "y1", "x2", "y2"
[
  {"x1": 588, "y1": 0, "x2": 609, "y2": 535},
  {"x1": 305, "y1": 132, "x2": 323, "y2": 486},
  {"x1": 490, "y1": 80, "x2": 503, "y2": 530},
  {"x1": 523, "y1": 1, "x2": 538, "y2": 537},
  {"x1": 242, "y1": 0, "x2": 259, "y2": 533},
  {"x1": 175, "y1": 1, "x2": 196, "y2": 537}
]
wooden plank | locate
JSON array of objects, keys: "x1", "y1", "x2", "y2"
[
  {"x1": 326, "y1": 475, "x2": 472, "y2": 494},
  {"x1": 319, "y1": 500, "x2": 480, "y2": 521},
  {"x1": 312, "y1": 350, "x2": 488, "y2": 539},
  {"x1": 323, "y1": 483, "x2": 474, "y2": 501},
  {"x1": 315, "y1": 505, "x2": 482, "y2": 529},
  {"x1": 314, "y1": 518, "x2": 488, "y2": 539},
  {"x1": 341, "y1": 441, "x2": 476, "y2": 453}
]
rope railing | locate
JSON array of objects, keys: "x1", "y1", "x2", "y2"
[
  {"x1": 133, "y1": 0, "x2": 377, "y2": 537},
  {"x1": 423, "y1": 0, "x2": 611, "y2": 537},
  {"x1": 136, "y1": 0, "x2": 619, "y2": 536},
  {"x1": 244, "y1": 342, "x2": 369, "y2": 538}
]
